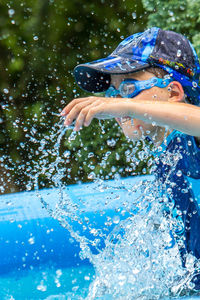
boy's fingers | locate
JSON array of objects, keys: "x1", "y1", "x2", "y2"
[
  {"x1": 74, "y1": 101, "x2": 101, "y2": 130},
  {"x1": 63, "y1": 100, "x2": 93, "y2": 125},
  {"x1": 74, "y1": 107, "x2": 92, "y2": 131},
  {"x1": 61, "y1": 98, "x2": 86, "y2": 116},
  {"x1": 84, "y1": 105, "x2": 103, "y2": 126},
  {"x1": 115, "y1": 117, "x2": 122, "y2": 126},
  {"x1": 61, "y1": 97, "x2": 97, "y2": 116}
]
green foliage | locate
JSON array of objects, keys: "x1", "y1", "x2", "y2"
[
  {"x1": 0, "y1": 0, "x2": 148, "y2": 193},
  {"x1": 62, "y1": 120, "x2": 149, "y2": 184},
  {"x1": 3, "y1": 0, "x2": 200, "y2": 194}
]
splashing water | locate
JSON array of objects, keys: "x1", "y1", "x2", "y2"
[
  {"x1": 28, "y1": 115, "x2": 200, "y2": 299},
  {"x1": 85, "y1": 189, "x2": 184, "y2": 300}
]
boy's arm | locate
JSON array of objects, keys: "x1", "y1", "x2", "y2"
[{"x1": 61, "y1": 96, "x2": 200, "y2": 137}]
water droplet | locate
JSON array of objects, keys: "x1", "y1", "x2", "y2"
[
  {"x1": 177, "y1": 49, "x2": 181, "y2": 57},
  {"x1": 113, "y1": 215, "x2": 120, "y2": 224},
  {"x1": 3, "y1": 88, "x2": 9, "y2": 94},
  {"x1": 90, "y1": 228, "x2": 98, "y2": 236},
  {"x1": 8, "y1": 9, "x2": 15, "y2": 17},
  {"x1": 88, "y1": 172, "x2": 96, "y2": 180},
  {"x1": 37, "y1": 282, "x2": 47, "y2": 292},
  {"x1": 28, "y1": 237, "x2": 35, "y2": 244},
  {"x1": 176, "y1": 170, "x2": 182, "y2": 177},
  {"x1": 56, "y1": 269, "x2": 62, "y2": 277},
  {"x1": 107, "y1": 138, "x2": 116, "y2": 147},
  {"x1": 132, "y1": 12, "x2": 137, "y2": 19},
  {"x1": 63, "y1": 150, "x2": 71, "y2": 158},
  {"x1": 115, "y1": 153, "x2": 120, "y2": 160},
  {"x1": 168, "y1": 86, "x2": 172, "y2": 92},
  {"x1": 192, "y1": 81, "x2": 198, "y2": 88}
]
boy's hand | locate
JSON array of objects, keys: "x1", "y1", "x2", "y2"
[{"x1": 60, "y1": 96, "x2": 131, "y2": 131}]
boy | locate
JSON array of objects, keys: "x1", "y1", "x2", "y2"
[{"x1": 61, "y1": 27, "x2": 200, "y2": 288}]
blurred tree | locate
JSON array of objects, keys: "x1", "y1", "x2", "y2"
[
  {"x1": 3, "y1": 0, "x2": 200, "y2": 194},
  {"x1": 0, "y1": 0, "x2": 149, "y2": 193}
]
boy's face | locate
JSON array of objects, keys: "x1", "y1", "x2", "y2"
[{"x1": 110, "y1": 70, "x2": 171, "y2": 143}]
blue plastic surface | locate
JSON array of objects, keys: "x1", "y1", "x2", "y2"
[
  {"x1": 0, "y1": 175, "x2": 153, "y2": 274},
  {"x1": 1, "y1": 174, "x2": 199, "y2": 275}
]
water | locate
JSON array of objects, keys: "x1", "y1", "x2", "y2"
[
  {"x1": 26, "y1": 120, "x2": 200, "y2": 299},
  {"x1": 2, "y1": 115, "x2": 200, "y2": 299},
  {"x1": 0, "y1": 264, "x2": 94, "y2": 300}
]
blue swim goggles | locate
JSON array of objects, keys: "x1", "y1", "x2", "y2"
[{"x1": 105, "y1": 77, "x2": 172, "y2": 98}]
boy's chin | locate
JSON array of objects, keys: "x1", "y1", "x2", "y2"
[
  {"x1": 123, "y1": 131, "x2": 144, "y2": 141},
  {"x1": 121, "y1": 123, "x2": 151, "y2": 141},
  {"x1": 123, "y1": 130, "x2": 152, "y2": 141}
]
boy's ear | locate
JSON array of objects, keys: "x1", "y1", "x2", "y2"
[{"x1": 168, "y1": 81, "x2": 185, "y2": 102}]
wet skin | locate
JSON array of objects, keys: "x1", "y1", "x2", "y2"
[
  {"x1": 61, "y1": 70, "x2": 200, "y2": 144},
  {"x1": 110, "y1": 71, "x2": 172, "y2": 143}
]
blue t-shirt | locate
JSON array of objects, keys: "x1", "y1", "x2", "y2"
[{"x1": 153, "y1": 130, "x2": 200, "y2": 263}]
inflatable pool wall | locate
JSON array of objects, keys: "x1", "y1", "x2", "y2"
[
  {"x1": 1, "y1": 174, "x2": 200, "y2": 276},
  {"x1": 0, "y1": 176, "x2": 149, "y2": 274}
]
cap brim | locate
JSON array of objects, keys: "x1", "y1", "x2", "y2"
[{"x1": 74, "y1": 56, "x2": 150, "y2": 93}]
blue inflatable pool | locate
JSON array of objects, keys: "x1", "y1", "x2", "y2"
[
  {"x1": 1, "y1": 175, "x2": 200, "y2": 299},
  {"x1": 0, "y1": 175, "x2": 151, "y2": 275}
]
